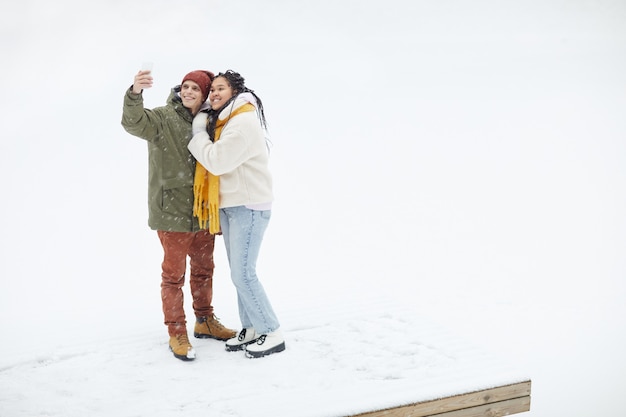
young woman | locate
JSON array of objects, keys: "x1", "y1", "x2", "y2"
[{"x1": 188, "y1": 70, "x2": 285, "y2": 359}]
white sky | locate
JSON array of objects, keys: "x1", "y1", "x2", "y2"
[{"x1": 1, "y1": 1, "x2": 625, "y2": 416}]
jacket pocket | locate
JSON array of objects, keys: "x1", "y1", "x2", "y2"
[
  {"x1": 160, "y1": 178, "x2": 193, "y2": 216},
  {"x1": 219, "y1": 169, "x2": 241, "y2": 196}
]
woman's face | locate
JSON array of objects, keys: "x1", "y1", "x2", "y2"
[
  {"x1": 209, "y1": 77, "x2": 234, "y2": 110},
  {"x1": 180, "y1": 80, "x2": 204, "y2": 114}
]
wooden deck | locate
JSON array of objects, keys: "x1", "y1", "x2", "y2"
[{"x1": 350, "y1": 380, "x2": 531, "y2": 417}]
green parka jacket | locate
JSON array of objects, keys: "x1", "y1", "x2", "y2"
[{"x1": 121, "y1": 86, "x2": 205, "y2": 232}]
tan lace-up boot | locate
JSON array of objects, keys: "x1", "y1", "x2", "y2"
[
  {"x1": 169, "y1": 333, "x2": 196, "y2": 361},
  {"x1": 194, "y1": 314, "x2": 237, "y2": 341}
]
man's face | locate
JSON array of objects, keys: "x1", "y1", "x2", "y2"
[{"x1": 180, "y1": 80, "x2": 204, "y2": 114}]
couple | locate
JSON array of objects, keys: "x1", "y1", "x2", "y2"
[{"x1": 121, "y1": 68, "x2": 284, "y2": 361}]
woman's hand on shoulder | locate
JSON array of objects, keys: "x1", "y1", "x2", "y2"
[{"x1": 192, "y1": 112, "x2": 209, "y2": 135}]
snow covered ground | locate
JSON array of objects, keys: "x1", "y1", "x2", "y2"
[
  {"x1": 1, "y1": 1, "x2": 625, "y2": 416},
  {"x1": 0, "y1": 296, "x2": 530, "y2": 417}
]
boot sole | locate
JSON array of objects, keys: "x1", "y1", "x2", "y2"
[
  {"x1": 194, "y1": 332, "x2": 234, "y2": 341},
  {"x1": 170, "y1": 347, "x2": 196, "y2": 361},
  {"x1": 245, "y1": 342, "x2": 286, "y2": 359},
  {"x1": 225, "y1": 339, "x2": 259, "y2": 352}
]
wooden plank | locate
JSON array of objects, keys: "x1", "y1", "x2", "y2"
[
  {"x1": 355, "y1": 397, "x2": 531, "y2": 417},
  {"x1": 350, "y1": 380, "x2": 531, "y2": 417}
]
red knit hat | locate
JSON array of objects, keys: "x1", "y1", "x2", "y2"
[{"x1": 181, "y1": 70, "x2": 215, "y2": 101}]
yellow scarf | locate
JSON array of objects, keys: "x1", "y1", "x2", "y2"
[{"x1": 193, "y1": 103, "x2": 256, "y2": 233}]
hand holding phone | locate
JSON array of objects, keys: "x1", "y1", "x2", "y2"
[{"x1": 133, "y1": 63, "x2": 154, "y2": 94}]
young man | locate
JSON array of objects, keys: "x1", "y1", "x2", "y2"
[{"x1": 121, "y1": 69, "x2": 236, "y2": 361}]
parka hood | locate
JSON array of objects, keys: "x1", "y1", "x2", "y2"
[{"x1": 167, "y1": 85, "x2": 195, "y2": 123}]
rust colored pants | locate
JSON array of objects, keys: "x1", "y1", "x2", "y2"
[{"x1": 157, "y1": 230, "x2": 215, "y2": 336}]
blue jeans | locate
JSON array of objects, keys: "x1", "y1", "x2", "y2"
[{"x1": 220, "y1": 206, "x2": 280, "y2": 334}]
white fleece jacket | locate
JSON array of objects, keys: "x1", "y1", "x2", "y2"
[{"x1": 188, "y1": 96, "x2": 273, "y2": 209}]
